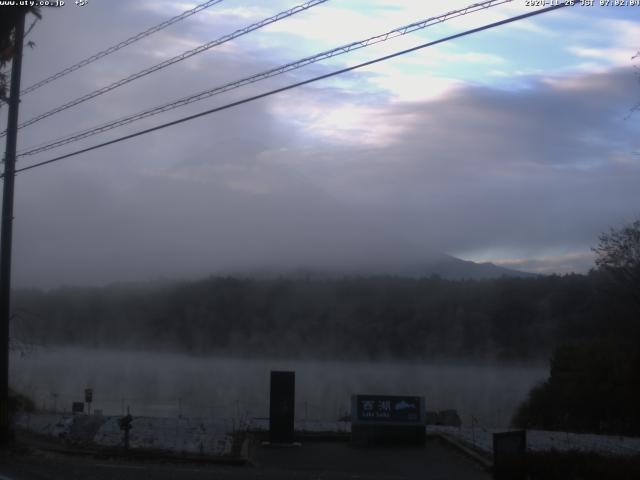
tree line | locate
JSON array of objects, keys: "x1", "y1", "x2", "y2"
[{"x1": 11, "y1": 271, "x2": 626, "y2": 362}]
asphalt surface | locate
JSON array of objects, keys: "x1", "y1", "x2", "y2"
[{"x1": 0, "y1": 438, "x2": 491, "y2": 480}]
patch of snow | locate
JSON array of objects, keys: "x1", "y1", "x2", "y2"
[
  {"x1": 16, "y1": 414, "x2": 235, "y2": 456},
  {"x1": 429, "y1": 426, "x2": 640, "y2": 457},
  {"x1": 19, "y1": 413, "x2": 640, "y2": 458},
  {"x1": 14, "y1": 413, "x2": 73, "y2": 438}
]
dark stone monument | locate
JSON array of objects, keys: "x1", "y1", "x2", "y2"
[
  {"x1": 71, "y1": 401, "x2": 84, "y2": 415},
  {"x1": 493, "y1": 430, "x2": 526, "y2": 479},
  {"x1": 269, "y1": 371, "x2": 295, "y2": 444},
  {"x1": 351, "y1": 394, "x2": 425, "y2": 446}
]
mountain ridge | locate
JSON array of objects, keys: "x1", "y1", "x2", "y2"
[{"x1": 222, "y1": 253, "x2": 537, "y2": 280}]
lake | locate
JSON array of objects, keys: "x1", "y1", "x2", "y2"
[{"x1": 10, "y1": 347, "x2": 547, "y2": 428}]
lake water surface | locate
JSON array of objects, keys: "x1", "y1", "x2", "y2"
[{"x1": 10, "y1": 348, "x2": 547, "y2": 428}]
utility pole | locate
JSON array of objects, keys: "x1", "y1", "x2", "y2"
[{"x1": 0, "y1": 11, "x2": 26, "y2": 446}]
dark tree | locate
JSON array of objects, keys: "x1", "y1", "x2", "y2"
[
  {"x1": 512, "y1": 220, "x2": 640, "y2": 435},
  {"x1": 592, "y1": 218, "x2": 640, "y2": 309}
]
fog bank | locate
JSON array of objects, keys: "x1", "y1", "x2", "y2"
[{"x1": 11, "y1": 348, "x2": 546, "y2": 428}]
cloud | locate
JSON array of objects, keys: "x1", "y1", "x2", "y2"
[
  {"x1": 564, "y1": 19, "x2": 640, "y2": 70},
  {"x1": 263, "y1": 67, "x2": 640, "y2": 263},
  {"x1": 6, "y1": 2, "x2": 639, "y2": 286},
  {"x1": 491, "y1": 251, "x2": 596, "y2": 275},
  {"x1": 269, "y1": 88, "x2": 419, "y2": 146}
]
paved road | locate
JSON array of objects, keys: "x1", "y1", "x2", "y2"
[{"x1": 1, "y1": 438, "x2": 491, "y2": 479}]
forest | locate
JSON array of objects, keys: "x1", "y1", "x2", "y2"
[{"x1": 10, "y1": 270, "x2": 633, "y2": 362}]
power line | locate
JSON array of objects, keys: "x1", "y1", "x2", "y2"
[
  {"x1": 10, "y1": 2, "x2": 574, "y2": 177},
  {"x1": 18, "y1": 0, "x2": 514, "y2": 158},
  {"x1": 20, "y1": 0, "x2": 225, "y2": 96},
  {"x1": 3, "y1": 0, "x2": 328, "y2": 137}
]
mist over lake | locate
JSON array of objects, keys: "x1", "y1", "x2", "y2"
[{"x1": 10, "y1": 348, "x2": 546, "y2": 428}]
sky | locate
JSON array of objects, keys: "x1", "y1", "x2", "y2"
[{"x1": 1, "y1": 0, "x2": 639, "y2": 288}]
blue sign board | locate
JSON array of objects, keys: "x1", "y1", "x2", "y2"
[{"x1": 352, "y1": 395, "x2": 424, "y2": 425}]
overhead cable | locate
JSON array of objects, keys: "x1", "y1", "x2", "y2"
[
  {"x1": 19, "y1": 0, "x2": 513, "y2": 157},
  {"x1": 11, "y1": 2, "x2": 575, "y2": 176},
  {"x1": 21, "y1": 0, "x2": 226, "y2": 95},
  {"x1": 5, "y1": 0, "x2": 329, "y2": 137}
]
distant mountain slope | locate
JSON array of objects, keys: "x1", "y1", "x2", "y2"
[
  {"x1": 228, "y1": 253, "x2": 536, "y2": 280},
  {"x1": 406, "y1": 254, "x2": 537, "y2": 280}
]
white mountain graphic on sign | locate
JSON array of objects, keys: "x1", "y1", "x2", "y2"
[{"x1": 395, "y1": 401, "x2": 416, "y2": 411}]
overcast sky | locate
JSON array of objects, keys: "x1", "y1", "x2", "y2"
[{"x1": 1, "y1": 0, "x2": 639, "y2": 288}]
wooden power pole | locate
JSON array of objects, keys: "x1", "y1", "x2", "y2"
[{"x1": 0, "y1": 11, "x2": 26, "y2": 445}]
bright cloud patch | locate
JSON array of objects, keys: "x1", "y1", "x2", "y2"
[
  {"x1": 491, "y1": 251, "x2": 596, "y2": 275},
  {"x1": 270, "y1": 91, "x2": 418, "y2": 147}
]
